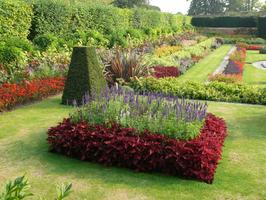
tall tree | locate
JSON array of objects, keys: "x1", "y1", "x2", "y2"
[
  {"x1": 226, "y1": 0, "x2": 243, "y2": 12},
  {"x1": 112, "y1": 0, "x2": 149, "y2": 8},
  {"x1": 188, "y1": 0, "x2": 226, "y2": 15},
  {"x1": 226, "y1": 0, "x2": 260, "y2": 12}
]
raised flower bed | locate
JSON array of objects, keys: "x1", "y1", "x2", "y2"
[{"x1": 47, "y1": 87, "x2": 227, "y2": 183}]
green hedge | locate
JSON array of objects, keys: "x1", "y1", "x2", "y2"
[
  {"x1": 191, "y1": 16, "x2": 257, "y2": 28},
  {"x1": 29, "y1": 0, "x2": 191, "y2": 45},
  {"x1": 130, "y1": 78, "x2": 266, "y2": 105},
  {"x1": 0, "y1": 0, "x2": 33, "y2": 38},
  {"x1": 258, "y1": 17, "x2": 266, "y2": 39}
]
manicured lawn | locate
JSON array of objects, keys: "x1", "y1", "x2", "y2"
[
  {"x1": 243, "y1": 50, "x2": 266, "y2": 87},
  {"x1": 0, "y1": 95, "x2": 265, "y2": 199},
  {"x1": 178, "y1": 45, "x2": 232, "y2": 82}
]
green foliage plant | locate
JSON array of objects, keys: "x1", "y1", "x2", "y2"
[{"x1": 0, "y1": 176, "x2": 72, "y2": 200}]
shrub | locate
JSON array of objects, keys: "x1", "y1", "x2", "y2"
[
  {"x1": 259, "y1": 47, "x2": 266, "y2": 54},
  {"x1": 209, "y1": 74, "x2": 241, "y2": 84},
  {"x1": 0, "y1": 77, "x2": 65, "y2": 111},
  {"x1": 258, "y1": 17, "x2": 266, "y2": 39},
  {"x1": 191, "y1": 16, "x2": 257, "y2": 28},
  {"x1": 0, "y1": 45, "x2": 25, "y2": 66},
  {"x1": 33, "y1": 34, "x2": 58, "y2": 51},
  {"x1": 129, "y1": 78, "x2": 266, "y2": 105},
  {"x1": 153, "y1": 66, "x2": 181, "y2": 78},
  {"x1": 142, "y1": 54, "x2": 178, "y2": 67},
  {"x1": 0, "y1": 0, "x2": 33, "y2": 38},
  {"x1": 70, "y1": 87, "x2": 207, "y2": 140},
  {"x1": 223, "y1": 37, "x2": 266, "y2": 45},
  {"x1": 48, "y1": 113, "x2": 227, "y2": 184},
  {"x1": 62, "y1": 47, "x2": 106, "y2": 105},
  {"x1": 102, "y1": 48, "x2": 151, "y2": 84},
  {"x1": 154, "y1": 46, "x2": 182, "y2": 57},
  {"x1": 29, "y1": 0, "x2": 192, "y2": 47},
  {"x1": 3, "y1": 37, "x2": 34, "y2": 52},
  {"x1": 0, "y1": 176, "x2": 72, "y2": 200}
]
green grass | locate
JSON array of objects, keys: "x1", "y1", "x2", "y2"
[
  {"x1": 0, "y1": 95, "x2": 265, "y2": 199},
  {"x1": 243, "y1": 50, "x2": 266, "y2": 87},
  {"x1": 178, "y1": 45, "x2": 232, "y2": 82}
]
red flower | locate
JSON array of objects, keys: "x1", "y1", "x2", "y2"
[{"x1": 0, "y1": 77, "x2": 65, "y2": 111}]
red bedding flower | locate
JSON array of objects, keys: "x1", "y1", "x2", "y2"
[
  {"x1": 246, "y1": 45, "x2": 263, "y2": 51},
  {"x1": 0, "y1": 77, "x2": 65, "y2": 111},
  {"x1": 48, "y1": 113, "x2": 227, "y2": 184}
]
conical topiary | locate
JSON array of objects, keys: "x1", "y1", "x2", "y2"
[{"x1": 62, "y1": 46, "x2": 106, "y2": 105}]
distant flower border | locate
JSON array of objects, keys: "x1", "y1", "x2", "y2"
[{"x1": 0, "y1": 77, "x2": 65, "y2": 111}]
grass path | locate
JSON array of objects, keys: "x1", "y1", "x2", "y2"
[
  {"x1": 0, "y1": 96, "x2": 266, "y2": 200},
  {"x1": 243, "y1": 50, "x2": 266, "y2": 87},
  {"x1": 178, "y1": 45, "x2": 232, "y2": 82}
]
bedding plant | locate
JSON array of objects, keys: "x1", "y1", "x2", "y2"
[
  {"x1": 48, "y1": 87, "x2": 227, "y2": 183},
  {"x1": 70, "y1": 87, "x2": 208, "y2": 140},
  {"x1": 0, "y1": 76, "x2": 65, "y2": 111}
]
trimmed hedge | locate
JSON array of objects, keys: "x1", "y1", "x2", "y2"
[
  {"x1": 258, "y1": 17, "x2": 266, "y2": 39},
  {"x1": 130, "y1": 78, "x2": 266, "y2": 105},
  {"x1": 62, "y1": 47, "x2": 106, "y2": 105},
  {"x1": 0, "y1": 0, "x2": 33, "y2": 38},
  {"x1": 48, "y1": 113, "x2": 227, "y2": 183},
  {"x1": 191, "y1": 16, "x2": 257, "y2": 28},
  {"x1": 29, "y1": 0, "x2": 191, "y2": 42}
]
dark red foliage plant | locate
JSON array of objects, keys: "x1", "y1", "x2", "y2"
[
  {"x1": 153, "y1": 66, "x2": 181, "y2": 79},
  {"x1": 48, "y1": 113, "x2": 227, "y2": 184}
]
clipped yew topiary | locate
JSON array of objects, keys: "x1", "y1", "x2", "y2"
[
  {"x1": 260, "y1": 47, "x2": 266, "y2": 54},
  {"x1": 62, "y1": 46, "x2": 106, "y2": 105}
]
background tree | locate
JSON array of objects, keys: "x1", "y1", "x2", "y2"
[
  {"x1": 188, "y1": 0, "x2": 226, "y2": 15},
  {"x1": 112, "y1": 0, "x2": 149, "y2": 8}
]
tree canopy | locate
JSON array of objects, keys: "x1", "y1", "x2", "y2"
[
  {"x1": 112, "y1": 0, "x2": 149, "y2": 8},
  {"x1": 188, "y1": 0, "x2": 261, "y2": 15}
]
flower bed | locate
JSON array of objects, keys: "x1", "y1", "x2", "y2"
[
  {"x1": 236, "y1": 42, "x2": 263, "y2": 51},
  {"x1": 246, "y1": 45, "x2": 263, "y2": 51},
  {"x1": 208, "y1": 74, "x2": 241, "y2": 84},
  {"x1": 153, "y1": 66, "x2": 181, "y2": 78},
  {"x1": 224, "y1": 47, "x2": 246, "y2": 76},
  {"x1": 48, "y1": 113, "x2": 227, "y2": 184},
  {"x1": 0, "y1": 77, "x2": 65, "y2": 111}
]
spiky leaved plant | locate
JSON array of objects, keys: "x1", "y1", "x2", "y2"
[{"x1": 102, "y1": 48, "x2": 151, "y2": 84}]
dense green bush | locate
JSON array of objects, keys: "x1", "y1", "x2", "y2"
[
  {"x1": 33, "y1": 34, "x2": 58, "y2": 51},
  {"x1": 130, "y1": 77, "x2": 266, "y2": 105},
  {"x1": 258, "y1": 17, "x2": 266, "y2": 39},
  {"x1": 223, "y1": 37, "x2": 266, "y2": 44},
  {"x1": 0, "y1": 0, "x2": 33, "y2": 38},
  {"x1": 260, "y1": 47, "x2": 266, "y2": 54},
  {"x1": 191, "y1": 16, "x2": 257, "y2": 28},
  {"x1": 28, "y1": 0, "x2": 191, "y2": 47},
  {"x1": 62, "y1": 47, "x2": 106, "y2": 105}
]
